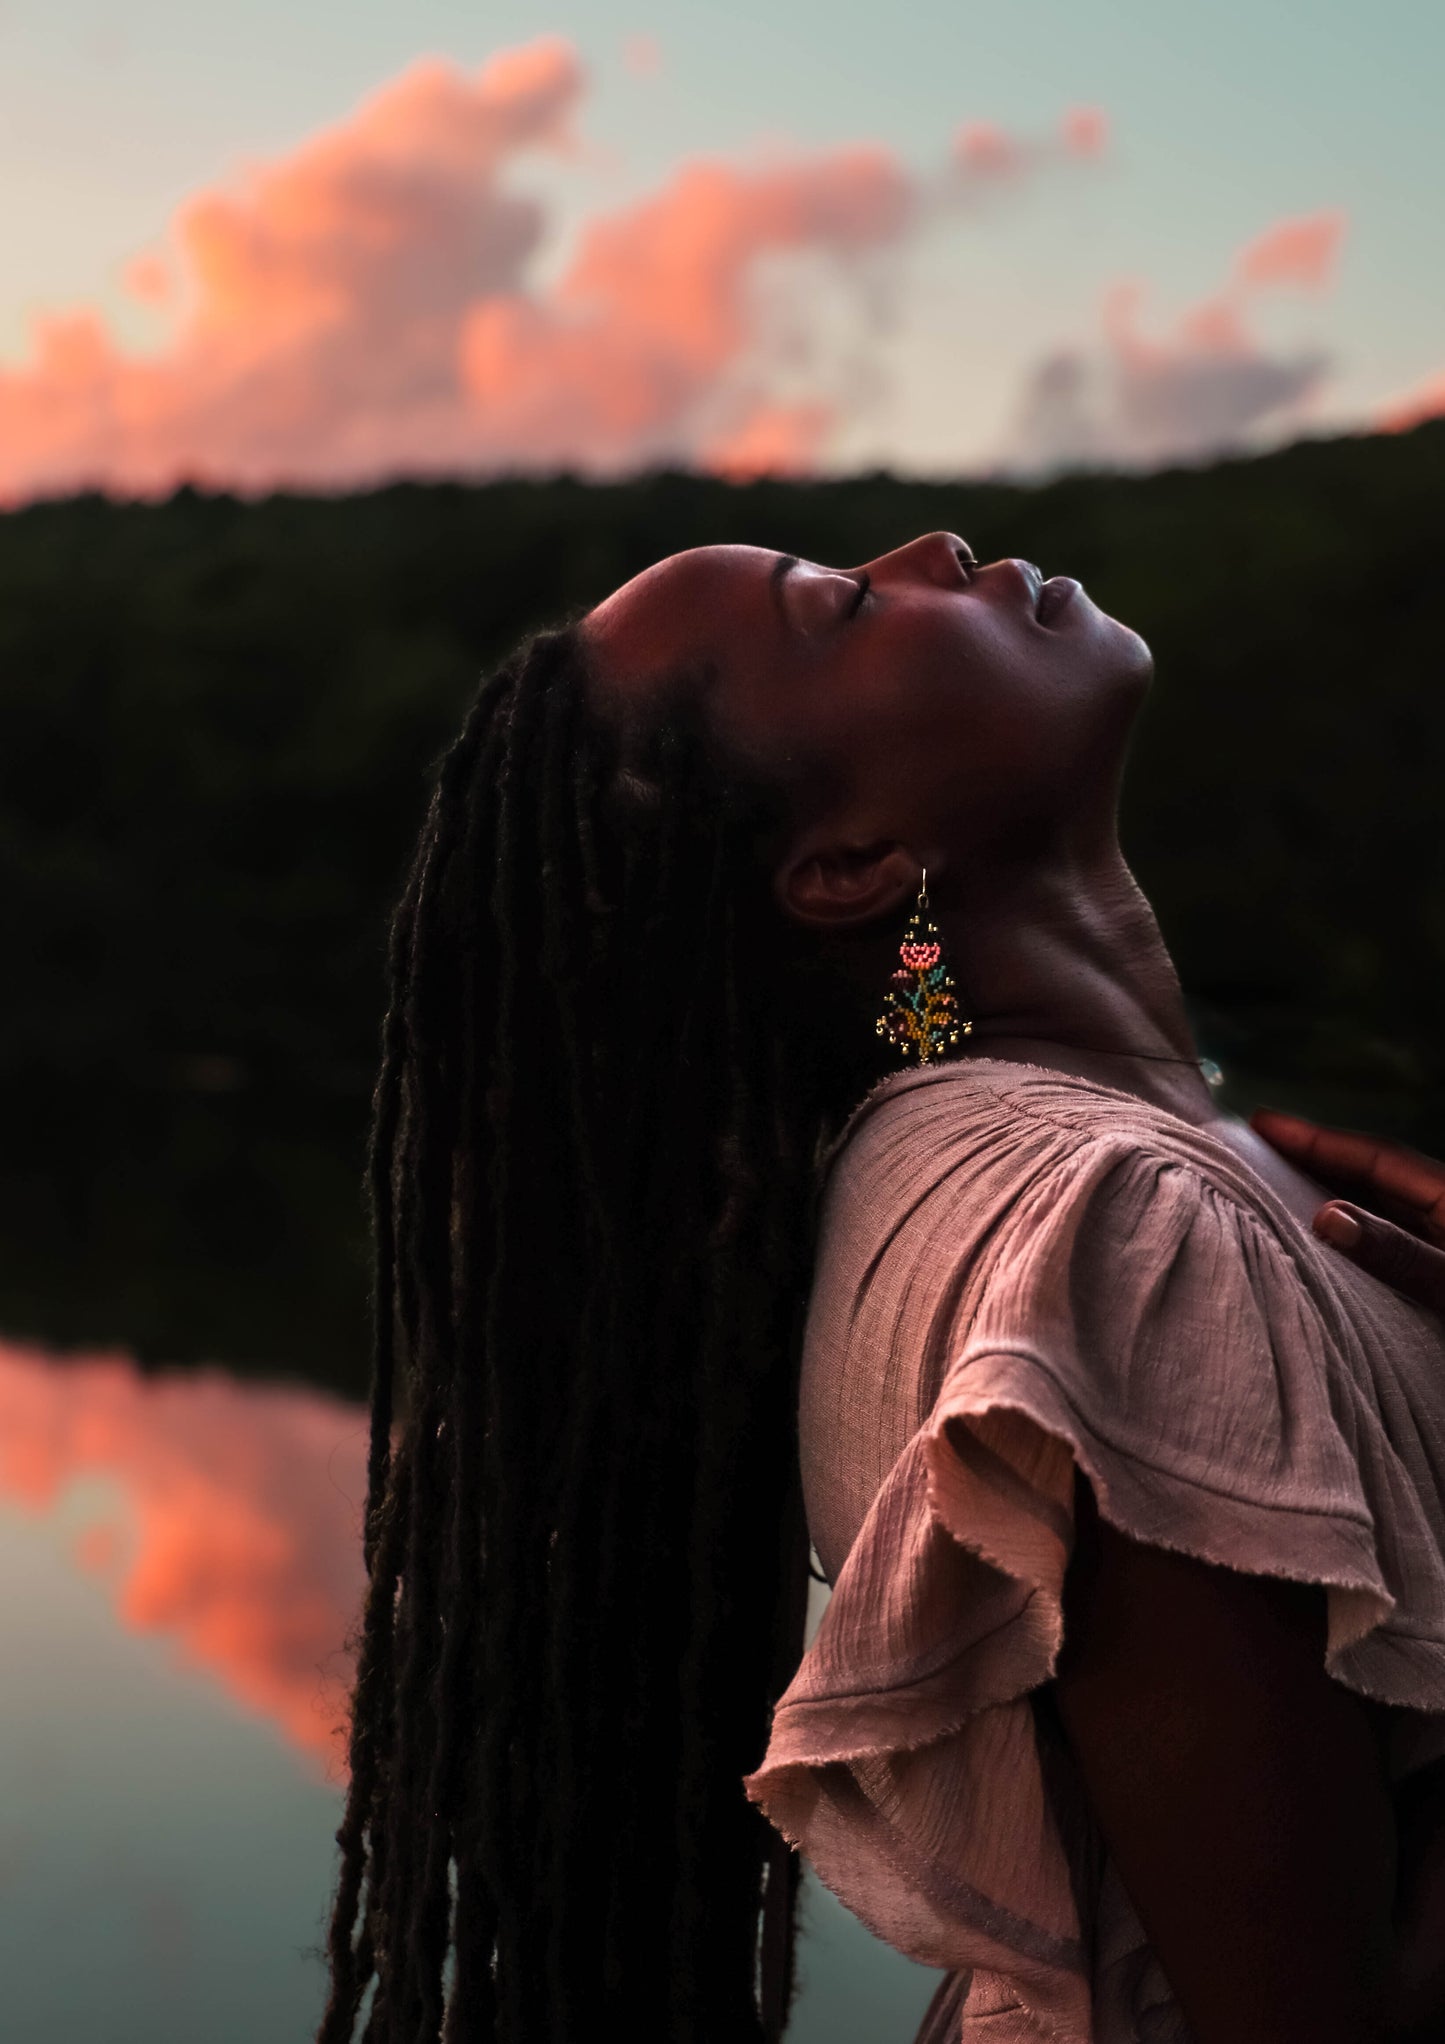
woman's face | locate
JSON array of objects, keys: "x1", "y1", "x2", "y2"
[{"x1": 581, "y1": 530, "x2": 1155, "y2": 931}]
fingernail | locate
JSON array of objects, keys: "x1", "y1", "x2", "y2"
[{"x1": 1314, "y1": 1206, "x2": 1361, "y2": 1250}]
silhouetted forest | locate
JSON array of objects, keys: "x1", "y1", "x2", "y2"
[{"x1": 4, "y1": 420, "x2": 1441, "y2": 1390}]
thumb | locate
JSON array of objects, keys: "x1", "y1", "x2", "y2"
[{"x1": 1313, "y1": 1201, "x2": 1445, "y2": 1313}]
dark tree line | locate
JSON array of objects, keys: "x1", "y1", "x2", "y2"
[{"x1": 3, "y1": 420, "x2": 1441, "y2": 1388}]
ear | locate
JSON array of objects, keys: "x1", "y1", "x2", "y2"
[{"x1": 774, "y1": 839, "x2": 922, "y2": 932}]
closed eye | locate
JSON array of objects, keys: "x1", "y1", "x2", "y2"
[{"x1": 847, "y1": 571, "x2": 871, "y2": 619}]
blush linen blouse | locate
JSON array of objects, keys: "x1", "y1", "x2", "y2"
[{"x1": 741, "y1": 1058, "x2": 1445, "y2": 2043}]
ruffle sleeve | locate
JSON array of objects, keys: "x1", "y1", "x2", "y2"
[{"x1": 742, "y1": 1135, "x2": 1445, "y2": 2041}]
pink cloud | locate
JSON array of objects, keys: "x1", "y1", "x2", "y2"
[
  {"x1": 1233, "y1": 209, "x2": 1346, "y2": 291},
  {"x1": 0, "y1": 1340, "x2": 369, "y2": 1775},
  {"x1": 1060, "y1": 106, "x2": 1109, "y2": 157},
  {"x1": 458, "y1": 147, "x2": 915, "y2": 470},
  {"x1": 1371, "y1": 367, "x2": 1445, "y2": 433},
  {"x1": 951, "y1": 103, "x2": 1111, "y2": 183},
  {"x1": 701, "y1": 399, "x2": 837, "y2": 480},
  {"x1": 0, "y1": 39, "x2": 587, "y2": 503},
  {"x1": 953, "y1": 121, "x2": 1023, "y2": 179},
  {"x1": 996, "y1": 210, "x2": 1347, "y2": 477},
  {"x1": 0, "y1": 43, "x2": 1104, "y2": 499}
]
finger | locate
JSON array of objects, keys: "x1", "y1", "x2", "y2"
[
  {"x1": 1250, "y1": 1110, "x2": 1428, "y2": 1232},
  {"x1": 1252, "y1": 1109, "x2": 1445, "y2": 1235},
  {"x1": 1250, "y1": 1109, "x2": 1394, "y2": 1186},
  {"x1": 1250, "y1": 1108, "x2": 1320, "y2": 1149},
  {"x1": 1250, "y1": 1108, "x2": 1374, "y2": 1182},
  {"x1": 1312, "y1": 1202, "x2": 1445, "y2": 1314}
]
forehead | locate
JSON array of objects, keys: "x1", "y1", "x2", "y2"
[
  {"x1": 581, "y1": 541, "x2": 846, "y2": 804},
  {"x1": 584, "y1": 544, "x2": 778, "y2": 677}
]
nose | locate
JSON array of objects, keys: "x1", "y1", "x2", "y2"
[{"x1": 861, "y1": 530, "x2": 975, "y2": 584}]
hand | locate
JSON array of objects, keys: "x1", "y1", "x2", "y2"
[{"x1": 1250, "y1": 1109, "x2": 1445, "y2": 1313}]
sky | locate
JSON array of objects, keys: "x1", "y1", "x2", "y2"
[{"x1": 0, "y1": 0, "x2": 1441, "y2": 500}]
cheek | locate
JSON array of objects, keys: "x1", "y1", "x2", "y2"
[
  {"x1": 903, "y1": 672, "x2": 1107, "y2": 837},
  {"x1": 806, "y1": 610, "x2": 1118, "y2": 819},
  {"x1": 803, "y1": 651, "x2": 989, "y2": 813}
]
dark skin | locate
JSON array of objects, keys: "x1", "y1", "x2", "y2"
[
  {"x1": 582, "y1": 536, "x2": 1442, "y2": 2041},
  {"x1": 1253, "y1": 1109, "x2": 1445, "y2": 1315},
  {"x1": 1253, "y1": 1111, "x2": 1445, "y2": 2042}
]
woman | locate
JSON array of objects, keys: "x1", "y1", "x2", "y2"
[{"x1": 316, "y1": 531, "x2": 1445, "y2": 2043}]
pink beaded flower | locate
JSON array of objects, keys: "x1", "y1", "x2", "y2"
[{"x1": 874, "y1": 902, "x2": 970, "y2": 1065}]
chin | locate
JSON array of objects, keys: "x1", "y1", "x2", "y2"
[
  {"x1": 1083, "y1": 626, "x2": 1153, "y2": 765},
  {"x1": 1103, "y1": 616, "x2": 1155, "y2": 700}
]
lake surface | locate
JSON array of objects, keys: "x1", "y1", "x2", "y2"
[{"x1": 0, "y1": 1338, "x2": 942, "y2": 2043}]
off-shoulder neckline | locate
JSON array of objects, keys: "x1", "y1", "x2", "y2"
[
  {"x1": 820, "y1": 1054, "x2": 1329, "y2": 1256},
  {"x1": 828, "y1": 1054, "x2": 1224, "y2": 1160}
]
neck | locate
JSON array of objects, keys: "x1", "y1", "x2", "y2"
[{"x1": 934, "y1": 844, "x2": 1221, "y2": 1126}]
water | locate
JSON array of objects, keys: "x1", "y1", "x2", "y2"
[{"x1": 0, "y1": 1340, "x2": 942, "y2": 2043}]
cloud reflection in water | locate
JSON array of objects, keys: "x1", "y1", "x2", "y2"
[{"x1": 0, "y1": 1339, "x2": 369, "y2": 1773}]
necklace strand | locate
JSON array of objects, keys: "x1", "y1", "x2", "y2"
[{"x1": 969, "y1": 1033, "x2": 1225, "y2": 1084}]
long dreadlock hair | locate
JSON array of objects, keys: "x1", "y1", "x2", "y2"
[{"x1": 316, "y1": 616, "x2": 895, "y2": 2044}]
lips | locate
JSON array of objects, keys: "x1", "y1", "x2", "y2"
[
  {"x1": 1036, "y1": 576, "x2": 1080, "y2": 625},
  {"x1": 989, "y1": 557, "x2": 1076, "y2": 621},
  {"x1": 993, "y1": 558, "x2": 1044, "y2": 611}
]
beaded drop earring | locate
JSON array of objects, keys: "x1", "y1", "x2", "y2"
[{"x1": 875, "y1": 867, "x2": 972, "y2": 1065}]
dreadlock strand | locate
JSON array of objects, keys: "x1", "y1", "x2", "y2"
[
  {"x1": 533, "y1": 709, "x2": 642, "y2": 2029},
  {"x1": 375, "y1": 712, "x2": 502, "y2": 2042},
  {"x1": 425, "y1": 712, "x2": 521, "y2": 2044},
  {"x1": 383, "y1": 805, "x2": 477, "y2": 2043},
  {"x1": 432, "y1": 675, "x2": 528, "y2": 2044},
  {"x1": 472, "y1": 652, "x2": 565, "y2": 2038},
  {"x1": 319, "y1": 862, "x2": 430, "y2": 2044},
  {"x1": 345, "y1": 1443, "x2": 413, "y2": 2044},
  {"x1": 404, "y1": 731, "x2": 527, "y2": 2044},
  {"x1": 531, "y1": 686, "x2": 626, "y2": 2020},
  {"x1": 362, "y1": 883, "x2": 414, "y2": 1573}
]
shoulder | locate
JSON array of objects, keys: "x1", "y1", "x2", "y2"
[
  {"x1": 816, "y1": 1062, "x2": 1363, "y2": 1456},
  {"x1": 830, "y1": 1057, "x2": 1317, "y2": 1244},
  {"x1": 824, "y1": 1058, "x2": 1283, "y2": 1270},
  {"x1": 820, "y1": 1059, "x2": 1123, "y2": 1225},
  {"x1": 955, "y1": 1085, "x2": 1332, "y2": 1410}
]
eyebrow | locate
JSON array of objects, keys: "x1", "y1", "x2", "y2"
[{"x1": 769, "y1": 552, "x2": 800, "y2": 629}]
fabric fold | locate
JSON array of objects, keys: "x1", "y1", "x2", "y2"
[{"x1": 742, "y1": 1059, "x2": 1445, "y2": 2041}]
